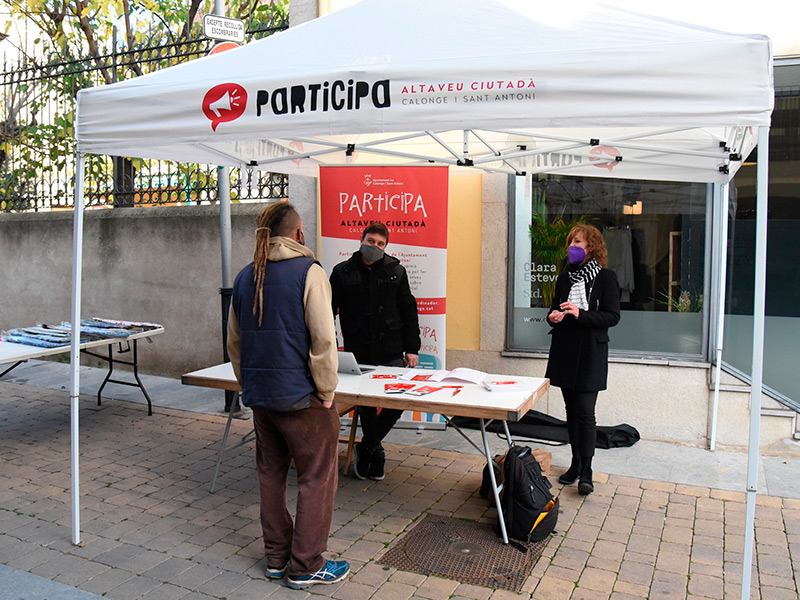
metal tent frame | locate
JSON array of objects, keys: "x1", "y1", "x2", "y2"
[{"x1": 68, "y1": 1, "x2": 774, "y2": 596}]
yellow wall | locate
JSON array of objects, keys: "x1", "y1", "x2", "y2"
[{"x1": 446, "y1": 172, "x2": 482, "y2": 350}]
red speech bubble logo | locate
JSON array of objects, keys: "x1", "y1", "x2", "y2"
[
  {"x1": 288, "y1": 141, "x2": 305, "y2": 166},
  {"x1": 589, "y1": 145, "x2": 622, "y2": 172},
  {"x1": 202, "y1": 83, "x2": 247, "y2": 131}
]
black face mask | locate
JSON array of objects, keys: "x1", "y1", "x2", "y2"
[{"x1": 360, "y1": 243, "x2": 385, "y2": 263}]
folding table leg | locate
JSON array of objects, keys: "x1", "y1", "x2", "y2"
[
  {"x1": 210, "y1": 394, "x2": 255, "y2": 493},
  {"x1": 502, "y1": 420, "x2": 513, "y2": 448},
  {"x1": 130, "y1": 341, "x2": 153, "y2": 415},
  {"x1": 0, "y1": 360, "x2": 24, "y2": 378},
  {"x1": 96, "y1": 344, "x2": 114, "y2": 407},
  {"x1": 480, "y1": 417, "x2": 509, "y2": 544},
  {"x1": 210, "y1": 406, "x2": 236, "y2": 493},
  {"x1": 343, "y1": 410, "x2": 359, "y2": 474},
  {"x1": 90, "y1": 339, "x2": 153, "y2": 415}
]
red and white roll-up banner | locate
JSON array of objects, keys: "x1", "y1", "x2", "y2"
[{"x1": 320, "y1": 165, "x2": 449, "y2": 383}]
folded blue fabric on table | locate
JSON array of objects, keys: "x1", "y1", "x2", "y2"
[{"x1": 1, "y1": 318, "x2": 162, "y2": 348}]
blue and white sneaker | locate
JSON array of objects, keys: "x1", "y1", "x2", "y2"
[
  {"x1": 265, "y1": 563, "x2": 288, "y2": 579},
  {"x1": 286, "y1": 559, "x2": 350, "y2": 589}
]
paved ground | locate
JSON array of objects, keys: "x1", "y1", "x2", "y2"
[
  {"x1": 6, "y1": 359, "x2": 800, "y2": 499},
  {"x1": 1, "y1": 361, "x2": 799, "y2": 599}
]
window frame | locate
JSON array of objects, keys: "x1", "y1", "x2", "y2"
[{"x1": 505, "y1": 174, "x2": 713, "y2": 361}]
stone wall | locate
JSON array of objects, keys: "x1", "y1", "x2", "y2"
[
  {"x1": 1, "y1": 203, "x2": 293, "y2": 378},
  {"x1": 1, "y1": 179, "x2": 796, "y2": 453}
]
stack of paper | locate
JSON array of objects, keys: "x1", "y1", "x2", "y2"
[{"x1": 399, "y1": 367, "x2": 487, "y2": 385}]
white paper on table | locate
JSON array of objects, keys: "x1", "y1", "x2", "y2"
[{"x1": 399, "y1": 367, "x2": 486, "y2": 384}]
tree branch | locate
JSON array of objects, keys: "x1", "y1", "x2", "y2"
[
  {"x1": 121, "y1": 0, "x2": 144, "y2": 77},
  {"x1": 182, "y1": 0, "x2": 205, "y2": 40},
  {"x1": 72, "y1": 0, "x2": 114, "y2": 85}
]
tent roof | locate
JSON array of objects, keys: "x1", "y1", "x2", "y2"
[{"x1": 75, "y1": 0, "x2": 774, "y2": 183}]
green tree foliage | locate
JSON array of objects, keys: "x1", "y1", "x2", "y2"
[
  {"x1": 7, "y1": 0, "x2": 288, "y2": 82},
  {"x1": 528, "y1": 189, "x2": 589, "y2": 307},
  {"x1": 1, "y1": 0, "x2": 288, "y2": 210}
]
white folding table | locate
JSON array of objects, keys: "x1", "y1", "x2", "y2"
[
  {"x1": 0, "y1": 327, "x2": 164, "y2": 415},
  {"x1": 182, "y1": 362, "x2": 549, "y2": 544}
]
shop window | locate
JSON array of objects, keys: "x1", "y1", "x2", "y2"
[
  {"x1": 723, "y1": 79, "x2": 800, "y2": 405},
  {"x1": 508, "y1": 175, "x2": 708, "y2": 357}
]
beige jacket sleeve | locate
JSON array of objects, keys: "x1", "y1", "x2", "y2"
[
  {"x1": 304, "y1": 263, "x2": 339, "y2": 405},
  {"x1": 226, "y1": 304, "x2": 242, "y2": 384}
]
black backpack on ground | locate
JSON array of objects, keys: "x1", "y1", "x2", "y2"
[{"x1": 482, "y1": 445, "x2": 559, "y2": 545}]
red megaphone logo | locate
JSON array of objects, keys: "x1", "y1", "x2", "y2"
[
  {"x1": 203, "y1": 83, "x2": 247, "y2": 131},
  {"x1": 589, "y1": 145, "x2": 622, "y2": 172}
]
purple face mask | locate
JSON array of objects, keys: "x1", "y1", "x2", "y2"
[{"x1": 568, "y1": 246, "x2": 586, "y2": 265}]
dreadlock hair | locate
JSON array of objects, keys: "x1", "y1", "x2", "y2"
[{"x1": 252, "y1": 202, "x2": 302, "y2": 326}]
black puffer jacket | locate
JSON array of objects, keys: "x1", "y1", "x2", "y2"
[{"x1": 330, "y1": 251, "x2": 421, "y2": 365}]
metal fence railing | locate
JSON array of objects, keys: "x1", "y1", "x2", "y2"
[{"x1": 1, "y1": 15, "x2": 289, "y2": 213}]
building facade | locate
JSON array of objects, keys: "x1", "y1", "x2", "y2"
[{"x1": 290, "y1": 0, "x2": 799, "y2": 453}]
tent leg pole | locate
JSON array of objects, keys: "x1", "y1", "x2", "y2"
[
  {"x1": 70, "y1": 153, "x2": 86, "y2": 547},
  {"x1": 740, "y1": 126, "x2": 769, "y2": 600},
  {"x1": 218, "y1": 165, "x2": 237, "y2": 412},
  {"x1": 710, "y1": 183, "x2": 729, "y2": 451}
]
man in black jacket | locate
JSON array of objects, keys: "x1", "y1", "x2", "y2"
[{"x1": 330, "y1": 222, "x2": 421, "y2": 480}]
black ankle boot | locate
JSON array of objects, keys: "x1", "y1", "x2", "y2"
[
  {"x1": 578, "y1": 460, "x2": 593, "y2": 495},
  {"x1": 558, "y1": 458, "x2": 581, "y2": 485}
]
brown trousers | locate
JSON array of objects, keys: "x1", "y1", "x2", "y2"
[{"x1": 252, "y1": 397, "x2": 340, "y2": 577}]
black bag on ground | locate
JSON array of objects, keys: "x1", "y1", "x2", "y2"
[
  {"x1": 490, "y1": 445, "x2": 559, "y2": 543},
  {"x1": 451, "y1": 410, "x2": 640, "y2": 449},
  {"x1": 595, "y1": 422, "x2": 640, "y2": 448}
]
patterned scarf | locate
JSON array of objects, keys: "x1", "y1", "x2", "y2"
[{"x1": 566, "y1": 258, "x2": 601, "y2": 311}]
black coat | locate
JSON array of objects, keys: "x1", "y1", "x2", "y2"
[
  {"x1": 330, "y1": 251, "x2": 421, "y2": 365},
  {"x1": 545, "y1": 266, "x2": 620, "y2": 392}
]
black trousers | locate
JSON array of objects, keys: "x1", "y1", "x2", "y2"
[
  {"x1": 359, "y1": 406, "x2": 403, "y2": 450},
  {"x1": 359, "y1": 356, "x2": 405, "y2": 451},
  {"x1": 561, "y1": 388, "x2": 598, "y2": 458}
]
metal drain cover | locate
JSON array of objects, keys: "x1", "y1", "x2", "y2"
[
  {"x1": 379, "y1": 514, "x2": 546, "y2": 592},
  {"x1": 449, "y1": 541, "x2": 485, "y2": 556}
]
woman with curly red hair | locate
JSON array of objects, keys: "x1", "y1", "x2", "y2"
[{"x1": 545, "y1": 224, "x2": 620, "y2": 495}]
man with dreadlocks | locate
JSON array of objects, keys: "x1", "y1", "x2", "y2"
[{"x1": 227, "y1": 202, "x2": 349, "y2": 590}]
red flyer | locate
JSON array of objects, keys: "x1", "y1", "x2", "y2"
[
  {"x1": 371, "y1": 374, "x2": 397, "y2": 379},
  {"x1": 411, "y1": 374, "x2": 433, "y2": 381},
  {"x1": 407, "y1": 385, "x2": 443, "y2": 396},
  {"x1": 384, "y1": 382, "x2": 416, "y2": 394}
]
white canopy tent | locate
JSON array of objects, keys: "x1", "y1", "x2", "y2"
[
  {"x1": 77, "y1": 0, "x2": 771, "y2": 180},
  {"x1": 73, "y1": 0, "x2": 773, "y2": 594}
]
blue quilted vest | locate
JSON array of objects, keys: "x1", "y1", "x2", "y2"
[{"x1": 231, "y1": 257, "x2": 316, "y2": 411}]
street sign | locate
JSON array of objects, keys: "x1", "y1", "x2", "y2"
[
  {"x1": 208, "y1": 41, "x2": 240, "y2": 56},
  {"x1": 202, "y1": 15, "x2": 246, "y2": 44}
]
